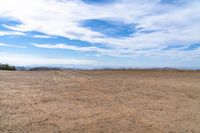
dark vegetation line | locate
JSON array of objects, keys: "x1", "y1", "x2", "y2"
[{"x1": 0, "y1": 64, "x2": 16, "y2": 71}]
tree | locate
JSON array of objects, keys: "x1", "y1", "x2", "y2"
[{"x1": 0, "y1": 64, "x2": 16, "y2": 71}]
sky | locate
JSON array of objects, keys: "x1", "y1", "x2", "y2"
[{"x1": 0, "y1": 0, "x2": 200, "y2": 69}]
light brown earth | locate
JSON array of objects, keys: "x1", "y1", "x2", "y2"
[{"x1": 0, "y1": 70, "x2": 200, "y2": 133}]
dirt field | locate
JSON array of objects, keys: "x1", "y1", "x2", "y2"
[{"x1": 0, "y1": 70, "x2": 200, "y2": 133}]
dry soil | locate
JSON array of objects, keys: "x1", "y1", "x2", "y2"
[{"x1": 0, "y1": 70, "x2": 200, "y2": 133}]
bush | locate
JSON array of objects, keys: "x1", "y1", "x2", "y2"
[{"x1": 0, "y1": 64, "x2": 16, "y2": 71}]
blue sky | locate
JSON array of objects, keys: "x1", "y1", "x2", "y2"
[{"x1": 0, "y1": 0, "x2": 200, "y2": 69}]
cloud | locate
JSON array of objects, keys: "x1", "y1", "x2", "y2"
[
  {"x1": 0, "y1": 53, "x2": 97, "y2": 66},
  {"x1": 32, "y1": 34, "x2": 52, "y2": 38},
  {"x1": 0, "y1": 0, "x2": 200, "y2": 57},
  {"x1": 0, "y1": 42, "x2": 26, "y2": 48},
  {"x1": 32, "y1": 43, "x2": 200, "y2": 60},
  {"x1": 32, "y1": 43, "x2": 138, "y2": 57},
  {"x1": 0, "y1": 31, "x2": 25, "y2": 36},
  {"x1": 33, "y1": 43, "x2": 107, "y2": 52}
]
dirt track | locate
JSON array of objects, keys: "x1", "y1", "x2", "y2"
[{"x1": 0, "y1": 70, "x2": 200, "y2": 133}]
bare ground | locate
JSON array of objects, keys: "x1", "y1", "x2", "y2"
[{"x1": 0, "y1": 70, "x2": 200, "y2": 133}]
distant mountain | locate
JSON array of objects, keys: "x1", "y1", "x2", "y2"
[
  {"x1": 16, "y1": 66, "x2": 27, "y2": 71},
  {"x1": 149, "y1": 67, "x2": 178, "y2": 70},
  {"x1": 29, "y1": 67, "x2": 62, "y2": 71}
]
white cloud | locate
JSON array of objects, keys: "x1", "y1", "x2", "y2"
[
  {"x1": 0, "y1": 0, "x2": 200, "y2": 57},
  {"x1": 0, "y1": 53, "x2": 97, "y2": 66},
  {"x1": 0, "y1": 30, "x2": 25, "y2": 36},
  {"x1": 33, "y1": 43, "x2": 107, "y2": 52},
  {"x1": 32, "y1": 43, "x2": 140, "y2": 57},
  {"x1": 0, "y1": 42, "x2": 26, "y2": 48},
  {"x1": 32, "y1": 35, "x2": 52, "y2": 38},
  {"x1": 32, "y1": 43, "x2": 200, "y2": 60}
]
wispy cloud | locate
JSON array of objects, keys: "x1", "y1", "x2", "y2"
[
  {"x1": 32, "y1": 43, "x2": 200, "y2": 60},
  {"x1": 33, "y1": 43, "x2": 107, "y2": 53},
  {"x1": 0, "y1": 53, "x2": 97, "y2": 66},
  {"x1": 0, "y1": 42, "x2": 26, "y2": 48},
  {"x1": 0, "y1": 31, "x2": 25, "y2": 36},
  {"x1": 32, "y1": 34, "x2": 52, "y2": 38}
]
